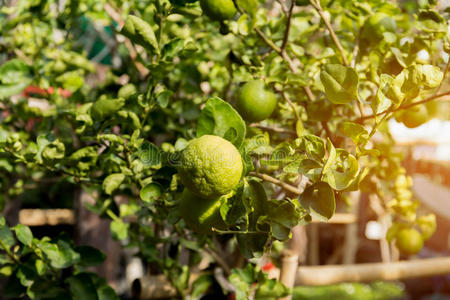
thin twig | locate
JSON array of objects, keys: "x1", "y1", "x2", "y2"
[
  {"x1": 249, "y1": 124, "x2": 297, "y2": 135},
  {"x1": 255, "y1": 27, "x2": 282, "y2": 54},
  {"x1": 355, "y1": 91, "x2": 450, "y2": 122},
  {"x1": 276, "y1": 0, "x2": 288, "y2": 14},
  {"x1": 104, "y1": 2, "x2": 149, "y2": 77},
  {"x1": 249, "y1": 172, "x2": 301, "y2": 195},
  {"x1": 205, "y1": 246, "x2": 231, "y2": 276},
  {"x1": 281, "y1": 0, "x2": 295, "y2": 51},
  {"x1": 234, "y1": 0, "x2": 315, "y2": 102},
  {"x1": 281, "y1": 90, "x2": 300, "y2": 121},
  {"x1": 310, "y1": 0, "x2": 349, "y2": 66}
]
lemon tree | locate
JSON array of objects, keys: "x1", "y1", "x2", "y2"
[{"x1": 0, "y1": 0, "x2": 447, "y2": 298}]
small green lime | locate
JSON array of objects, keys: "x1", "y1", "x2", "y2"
[
  {"x1": 395, "y1": 228, "x2": 424, "y2": 255},
  {"x1": 425, "y1": 100, "x2": 439, "y2": 118},
  {"x1": 179, "y1": 189, "x2": 227, "y2": 234},
  {"x1": 236, "y1": 80, "x2": 278, "y2": 122},
  {"x1": 178, "y1": 135, "x2": 243, "y2": 199},
  {"x1": 200, "y1": 0, "x2": 237, "y2": 21},
  {"x1": 398, "y1": 105, "x2": 429, "y2": 128}
]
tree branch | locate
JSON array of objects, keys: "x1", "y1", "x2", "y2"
[
  {"x1": 249, "y1": 172, "x2": 301, "y2": 195},
  {"x1": 281, "y1": 0, "x2": 295, "y2": 51},
  {"x1": 355, "y1": 91, "x2": 450, "y2": 123},
  {"x1": 281, "y1": 90, "x2": 300, "y2": 121},
  {"x1": 234, "y1": 0, "x2": 316, "y2": 102},
  {"x1": 310, "y1": 0, "x2": 349, "y2": 66},
  {"x1": 249, "y1": 124, "x2": 297, "y2": 136}
]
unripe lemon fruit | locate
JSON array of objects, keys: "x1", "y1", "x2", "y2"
[
  {"x1": 179, "y1": 189, "x2": 227, "y2": 234},
  {"x1": 236, "y1": 80, "x2": 278, "y2": 122},
  {"x1": 178, "y1": 135, "x2": 243, "y2": 199},
  {"x1": 395, "y1": 228, "x2": 424, "y2": 255},
  {"x1": 200, "y1": 0, "x2": 237, "y2": 21},
  {"x1": 398, "y1": 105, "x2": 429, "y2": 128}
]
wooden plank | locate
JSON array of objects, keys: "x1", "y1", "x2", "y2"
[
  {"x1": 295, "y1": 257, "x2": 450, "y2": 285},
  {"x1": 311, "y1": 213, "x2": 357, "y2": 224},
  {"x1": 412, "y1": 174, "x2": 450, "y2": 220},
  {"x1": 19, "y1": 209, "x2": 75, "y2": 226}
]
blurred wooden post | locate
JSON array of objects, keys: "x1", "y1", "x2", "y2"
[
  {"x1": 279, "y1": 250, "x2": 299, "y2": 300},
  {"x1": 279, "y1": 225, "x2": 306, "y2": 300},
  {"x1": 308, "y1": 224, "x2": 320, "y2": 265},
  {"x1": 342, "y1": 191, "x2": 360, "y2": 264},
  {"x1": 369, "y1": 195, "x2": 392, "y2": 262},
  {"x1": 295, "y1": 257, "x2": 450, "y2": 285}
]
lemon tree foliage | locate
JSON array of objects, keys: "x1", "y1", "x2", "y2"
[{"x1": 0, "y1": 0, "x2": 448, "y2": 298}]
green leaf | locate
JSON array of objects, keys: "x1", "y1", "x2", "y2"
[
  {"x1": 39, "y1": 240, "x2": 80, "y2": 269},
  {"x1": 110, "y1": 219, "x2": 129, "y2": 240},
  {"x1": 236, "y1": 180, "x2": 269, "y2": 258},
  {"x1": 298, "y1": 158, "x2": 322, "y2": 182},
  {"x1": 295, "y1": 135, "x2": 326, "y2": 163},
  {"x1": 13, "y1": 224, "x2": 32, "y2": 247},
  {"x1": 320, "y1": 64, "x2": 358, "y2": 104},
  {"x1": 374, "y1": 74, "x2": 394, "y2": 115},
  {"x1": 0, "y1": 80, "x2": 32, "y2": 99},
  {"x1": 134, "y1": 141, "x2": 161, "y2": 166},
  {"x1": 0, "y1": 59, "x2": 30, "y2": 84},
  {"x1": 414, "y1": 64, "x2": 443, "y2": 88},
  {"x1": 103, "y1": 174, "x2": 125, "y2": 195},
  {"x1": 76, "y1": 246, "x2": 106, "y2": 267},
  {"x1": 67, "y1": 273, "x2": 99, "y2": 300},
  {"x1": 140, "y1": 183, "x2": 163, "y2": 203},
  {"x1": 42, "y1": 140, "x2": 65, "y2": 163},
  {"x1": 417, "y1": 9, "x2": 446, "y2": 33},
  {"x1": 298, "y1": 182, "x2": 335, "y2": 221},
  {"x1": 229, "y1": 264, "x2": 256, "y2": 300},
  {"x1": 97, "y1": 284, "x2": 119, "y2": 300},
  {"x1": 35, "y1": 259, "x2": 45, "y2": 276},
  {"x1": 155, "y1": 90, "x2": 172, "y2": 108},
  {"x1": 91, "y1": 98, "x2": 126, "y2": 121},
  {"x1": 197, "y1": 97, "x2": 246, "y2": 148},
  {"x1": 417, "y1": 214, "x2": 436, "y2": 240},
  {"x1": 338, "y1": 122, "x2": 369, "y2": 146},
  {"x1": 255, "y1": 275, "x2": 291, "y2": 298},
  {"x1": 237, "y1": 0, "x2": 257, "y2": 17},
  {"x1": 323, "y1": 149, "x2": 359, "y2": 191},
  {"x1": 259, "y1": 200, "x2": 300, "y2": 240},
  {"x1": 162, "y1": 38, "x2": 184, "y2": 60},
  {"x1": 122, "y1": 15, "x2": 159, "y2": 54},
  {"x1": 0, "y1": 221, "x2": 15, "y2": 250},
  {"x1": 191, "y1": 274, "x2": 213, "y2": 299}
]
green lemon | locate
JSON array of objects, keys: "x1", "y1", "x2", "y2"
[
  {"x1": 200, "y1": 0, "x2": 237, "y2": 21},
  {"x1": 236, "y1": 80, "x2": 278, "y2": 122},
  {"x1": 179, "y1": 189, "x2": 227, "y2": 234},
  {"x1": 425, "y1": 100, "x2": 439, "y2": 118},
  {"x1": 397, "y1": 105, "x2": 429, "y2": 128},
  {"x1": 178, "y1": 135, "x2": 243, "y2": 199},
  {"x1": 362, "y1": 12, "x2": 396, "y2": 44},
  {"x1": 395, "y1": 228, "x2": 424, "y2": 255}
]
